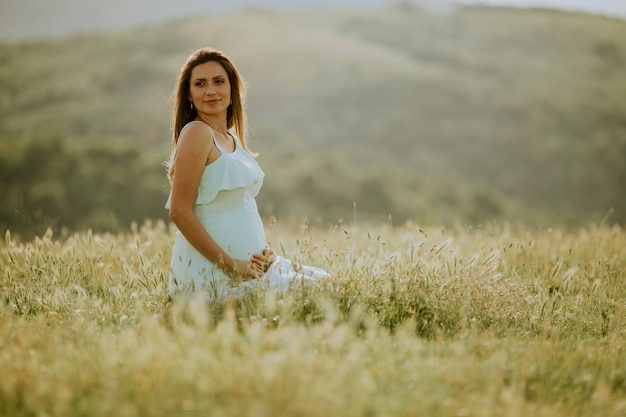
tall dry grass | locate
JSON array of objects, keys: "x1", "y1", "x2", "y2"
[{"x1": 1, "y1": 219, "x2": 625, "y2": 416}]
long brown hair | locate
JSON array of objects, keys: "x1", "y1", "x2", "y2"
[{"x1": 168, "y1": 47, "x2": 250, "y2": 180}]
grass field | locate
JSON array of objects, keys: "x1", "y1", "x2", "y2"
[{"x1": 1, "y1": 219, "x2": 625, "y2": 416}]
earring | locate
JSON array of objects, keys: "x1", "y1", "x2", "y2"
[{"x1": 190, "y1": 102, "x2": 194, "y2": 110}]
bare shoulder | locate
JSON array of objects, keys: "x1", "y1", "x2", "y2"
[
  {"x1": 176, "y1": 122, "x2": 218, "y2": 162},
  {"x1": 178, "y1": 121, "x2": 213, "y2": 148}
]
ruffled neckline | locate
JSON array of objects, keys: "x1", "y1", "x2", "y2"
[{"x1": 165, "y1": 124, "x2": 264, "y2": 209}]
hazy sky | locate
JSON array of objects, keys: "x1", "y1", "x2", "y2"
[
  {"x1": 0, "y1": 0, "x2": 624, "y2": 40},
  {"x1": 458, "y1": 0, "x2": 626, "y2": 17}
]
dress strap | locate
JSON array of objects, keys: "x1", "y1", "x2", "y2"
[
  {"x1": 212, "y1": 129, "x2": 236, "y2": 154},
  {"x1": 179, "y1": 120, "x2": 235, "y2": 153},
  {"x1": 226, "y1": 131, "x2": 239, "y2": 151}
]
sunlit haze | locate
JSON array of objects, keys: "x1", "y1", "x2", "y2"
[{"x1": 0, "y1": 0, "x2": 624, "y2": 39}]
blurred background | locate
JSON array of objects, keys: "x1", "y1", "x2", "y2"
[{"x1": 0, "y1": 0, "x2": 625, "y2": 238}]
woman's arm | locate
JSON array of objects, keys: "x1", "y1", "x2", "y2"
[{"x1": 168, "y1": 123, "x2": 263, "y2": 281}]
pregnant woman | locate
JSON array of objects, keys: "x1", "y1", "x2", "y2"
[{"x1": 165, "y1": 47, "x2": 329, "y2": 299}]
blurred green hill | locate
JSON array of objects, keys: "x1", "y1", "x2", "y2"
[{"x1": 1, "y1": 5, "x2": 625, "y2": 237}]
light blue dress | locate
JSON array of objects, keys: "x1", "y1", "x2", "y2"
[{"x1": 165, "y1": 121, "x2": 329, "y2": 299}]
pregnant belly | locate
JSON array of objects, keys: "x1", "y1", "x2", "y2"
[{"x1": 197, "y1": 209, "x2": 267, "y2": 260}]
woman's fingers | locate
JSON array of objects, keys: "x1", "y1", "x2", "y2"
[
  {"x1": 251, "y1": 253, "x2": 265, "y2": 263},
  {"x1": 247, "y1": 260, "x2": 263, "y2": 274},
  {"x1": 250, "y1": 255, "x2": 265, "y2": 271},
  {"x1": 233, "y1": 259, "x2": 263, "y2": 281},
  {"x1": 238, "y1": 250, "x2": 277, "y2": 280},
  {"x1": 262, "y1": 247, "x2": 277, "y2": 264},
  {"x1": 251, "y1": 252, "x2": 273, "y2": 272}
]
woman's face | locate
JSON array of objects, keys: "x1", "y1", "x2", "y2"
[{"x1": 188, "y1": 61, "x2": 231, "y2": 118}]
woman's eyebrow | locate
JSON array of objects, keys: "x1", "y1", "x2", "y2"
[{"x1": 192, "y1": 75, "x2": 225, "y2": 82}]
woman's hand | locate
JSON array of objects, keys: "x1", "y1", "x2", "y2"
[
  {"x1": 251, "y1": 246, "x2": 276, "y2": 273},
  {"x1": 231, "y1": 259, "x2": 264, "y2": 281}
]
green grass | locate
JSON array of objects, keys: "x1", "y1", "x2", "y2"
[{"x1": 2, "y1": 220, "x2": 625, "y2": 416}]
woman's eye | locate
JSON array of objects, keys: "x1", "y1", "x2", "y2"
[
  {"x1": 195, "y1": 82, "x2": 204, "y2": 87},
  {"x1": 215, "y1": 79, "x2": 224, "y2": 85}
]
